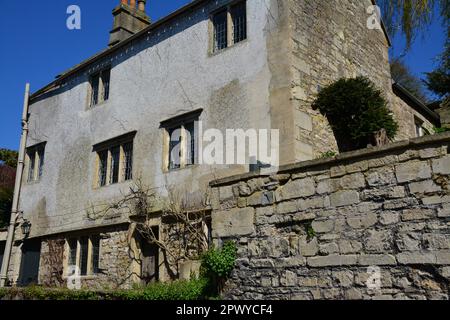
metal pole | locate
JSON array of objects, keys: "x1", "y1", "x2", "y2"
[{"x1": 0, "y1": 83, "x2": 30, "y2": 287}]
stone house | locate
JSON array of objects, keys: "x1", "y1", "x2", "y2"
[{"x1": 0, "y1": 0, "x2": 441, "y2": 289}]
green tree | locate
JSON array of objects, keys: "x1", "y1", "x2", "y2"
[
  {"x1": 0, "y1": 149, "x2": 18, "y2": 168},
  {"x1": 379, "y1": 0, "x2": 449, "y2": 50},
  {"x1": 390, "y1": 57, "x2": 429, "y2": 102}
]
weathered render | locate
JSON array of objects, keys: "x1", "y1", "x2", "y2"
[
  {"x1": 3, "y1": 0, "x2": 442, "y2": 290},
  {"x1": 210, "y1": 133, "x2": 450, "y2": 300}
]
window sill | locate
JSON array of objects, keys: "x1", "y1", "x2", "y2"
[
  {"x1": 63, "y1": 274, "x2": 99, "y2": 281},
  {"x1": 208, "y1": 38, "x2": 248, "y2": 57},
  {"x1": 88, "y1": 100, "x2": 110, "y2": 110},
  {"x1": 93, "y1": 179, "x2": 133, "y2": 191},
  {"x1": 25, "y1": 179, "x2": 42, "y2": 186},
  {"x1": 164, "y1": 164, "x2": 200, "y2": 174}
]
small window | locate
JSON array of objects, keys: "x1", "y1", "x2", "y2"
[
  {"x1": 168, "y1": 127, "x2": 182, "y2": 170},
  {"x1": 27, "y1": 143, "x2": 46, "y2": 182},
  {"x1": 415, "y1": 117, "x2": 425, "y2": 137},
  {"x1": 98, "y1": 150, "x2": 108, "y2": 187},
  {"x1": 110, "y1": 146, "x2": 121, "y2": 184},
  {"x1": 211, "y1": 1, "x2": 247, "y2": 53},
  {"x1": 91, "y1": 236, "x2": 100, "y2": 275},
  {"x1": 68, "y1": 239, "x2": 77, "y2": 268},
  {"x1": 213, "y1": 10, "x2": 228, "y2": 52},
  {"x1": 90, "y1": 68, "x2": 111, "y2": 107},
  {"x1": 122, "y1": 142, "x2": 133, "y2": 181},
  {"x1": 79, "y1": 237, "x2": 89, "y2": 276},
  {"x1": 93, "y1": 133, "x2": 135, "y2": 188},
  {"x1": 66, "y1": 235, "x2": 100, "y2": 277},
  {"x1": 231, "y1": 2, "x2": 247, "y2": 44},
  {"x1": 161, "y1": 110, "x2": 201, "y2": 172}
]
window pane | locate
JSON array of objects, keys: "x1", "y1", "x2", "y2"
[
  {"x1": 90, "y1": 74, "x2": 100, "y2": 106},
  {"x1": 110, "y1": 146, "x2": 120, "y2": 184},
  {"x1": 91, "y1": 236, "x2": 100, "y2": 274},
  {"x1": 185, "y1": 122, "x2": 196, "y2": 166},
  {"x1": 213, "y1": 10, "x2": 228, "y2": 52},
  {"x1": 68, "y1": 239, "x2": 77, "y2": 268},
  {"x1": 123, "y1": 142, "x2": 133, "y2": 181},
  {"x1": 28, "y1": 152, "x2": 36, "y2": 182},
  {"x1": 168, "y1": 127, "x2": 182, "y2": 170},
  {"x1": 38, "y1": 147, "x2": 45, "y2": 179},
  {"x1": 98, "y1": 151, "x2": 108, "y2": 187},
  {"x1": 79, "y1": 237, "x2": 88, "y2": 276},
  {"x1": 231, "y1": 2, "x2": 247, "y2": 44},
  {"x1": 101, "y1": 69, "x2": 111, "y2": 102}
]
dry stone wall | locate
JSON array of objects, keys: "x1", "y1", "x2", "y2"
[{"x1": 210, "y1": 133, "x2": 450, "y2": 300}]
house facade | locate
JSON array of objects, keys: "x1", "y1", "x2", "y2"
[{"x1": 2, "y1": 0, "x2": 439, "y2": 289}]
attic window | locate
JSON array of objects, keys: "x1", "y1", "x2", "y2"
[
  {"x1": 211, "y1": 1, "x2": 247, "y2": 53},
  {"x1": 27, "y1": 143, "x2": 46, "y2": 183},
  {"x1": 89, "y1": 68, "x2": 111, "y2": 107}
]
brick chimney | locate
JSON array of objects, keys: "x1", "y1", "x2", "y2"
[{"x1": 109, "y1": 0, "x2": 150, "y2": 47}]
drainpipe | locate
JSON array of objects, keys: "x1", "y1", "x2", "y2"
[{"x1": 0, "y1": 83, "x2": 30, "y2": 287}]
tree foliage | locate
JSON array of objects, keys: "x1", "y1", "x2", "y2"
[
  {"x1": 313, "y1": 77, "x2": 398, "y2": 152},
  {"x1": 379, "y1": 0, "x2": 449, "y2": 50},
  {"x1": 0, "y1": 149, "x2": 18, "y2": 168},
  {"x1": 390, "y1": 57, "x2": 429, "y2": 102}
]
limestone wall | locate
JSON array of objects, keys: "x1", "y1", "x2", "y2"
[{"x1": 210, "y1": 133, "x2": 450, "y2": 300}]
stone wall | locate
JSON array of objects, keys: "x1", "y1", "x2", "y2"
[{"x1": 210, "y1": 133, "x2": 450, "y2": 300}]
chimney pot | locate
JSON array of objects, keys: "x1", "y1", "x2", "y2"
[
  {"x1": 120, "y1": 0, "x2": 127, "y2": 5},
  {"x1": 138, "y1": 0, "x2": 146, "y2": 11},
  {"x1": 130, "y1": 0, "x2": 136, "y2": 8}
]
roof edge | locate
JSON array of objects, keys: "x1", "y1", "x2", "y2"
[{"x1": 29, "y1": 0, "x2": 207, "y2": 102}]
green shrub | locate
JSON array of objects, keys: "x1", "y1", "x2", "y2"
[
  {"x1": 313, "y1": 77, "x2": 398, "y2": 151},
  {"x1": 434, "y1": 126, "x2": 450, "y2": 134},
  {"x1": 201, "y1": 241, "x2": 237, "y2": 295}
]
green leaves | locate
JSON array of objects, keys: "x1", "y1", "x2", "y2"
[
  {"x1": 0, "y1": 149, "x2": 18, "y2": 168},
  {"x1": 201, "y1": 241, "x2": 237, "y2": 279},
  {"x1": 313, "y1": 77, "x2": 398, "y2": 152}
]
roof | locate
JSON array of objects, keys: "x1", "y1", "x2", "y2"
[
  {"x1": 31, "y1": 0, "x2": 392, "y2": 101},
  {"x1": 392, "y1": 82, "x2": 441, "y2": 126},
  {"x1": 30, "y1": 0, "x2": 207, "y2": 102}
]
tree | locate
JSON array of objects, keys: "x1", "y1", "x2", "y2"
[
  {"x1": 313, "y1": 77, "x2": 398, "y2": 152},
  {"x1": 424, "y1": 39, "x2": 450, "y2": 98},
  {"x1": 0, "y1": 149, "x2": 18, "y2": 168},
  {"x1": 379, "y1": 0, "x2": 449, "y2": 50},
  {"x1": 0, "y1": 165, "x2": 15, "y2": 228},
  {"x1": 390, "y1": 57, "x2": 429, "y2": 102}
]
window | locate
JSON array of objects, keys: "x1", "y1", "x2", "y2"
[
  {"x1": 66, "y1": 235, "x2": 100, "y2": 276},
  {"x1": 27, "y1": 143, "x2": 46, "y2": 182},
  {"x1": 93, "y1": 132, "x2": 135, "y2": 188},
  {"x1": 160, "y1": 110, "x2": 202, "y2": 172},
  {"x1": 415, "y1": 117, "x2": 426, "y2": 137},
  {"x1": 89, "y1": 68, "x2": 111, "y2": 107},
  {"x1": 231, "y1": 1, "x2": 247, "y2": 44},
  {"x1": 211, "y1": 1, "x2": 247, "y2": 53}
]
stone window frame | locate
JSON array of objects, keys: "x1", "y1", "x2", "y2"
[
  {"x1": 209, "y1": 0, "x2": 248, "y2": 55},
  {"x1": 26, "y1": 142, "x2": 46, "y2": 183},
  {"x1": 160, "y1": 109, "x2": 202, "y2": 173},
  {"x1": 88, "y1": 67, "x2": 111, "y2": 108},
  {"x1": 92, "y1": 131, "x2": 136, "y2": 189},
  {"x1": 64, "y1": 234, "x2": 101, "y2": 278}
]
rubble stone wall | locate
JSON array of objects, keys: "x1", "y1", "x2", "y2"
[{"x1": 211, "y1": 133, "x2": 450, "y2": 300}]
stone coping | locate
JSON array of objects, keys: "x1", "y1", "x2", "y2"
[{"x1": 210, "y1": 132, "x2": 450, "y2": 187}]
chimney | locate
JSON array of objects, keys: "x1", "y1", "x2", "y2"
[{"x1": 109, "y1": 0, "x2": 150, "y2": 47}]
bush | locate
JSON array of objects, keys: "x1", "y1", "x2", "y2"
[
  {"x1": 0, "y1": 279, "x2": 209, "y2": 301},
  {"x1": 313, "y1": 77, "x2": 398, "y2": 151},
  {"x1": 201, "y1": 241, "x2": 237, "y2": 295}
]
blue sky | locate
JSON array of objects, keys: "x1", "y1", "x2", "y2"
[{"x1": 0, "y1": 1, "x2": 446, "y2": 151}]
